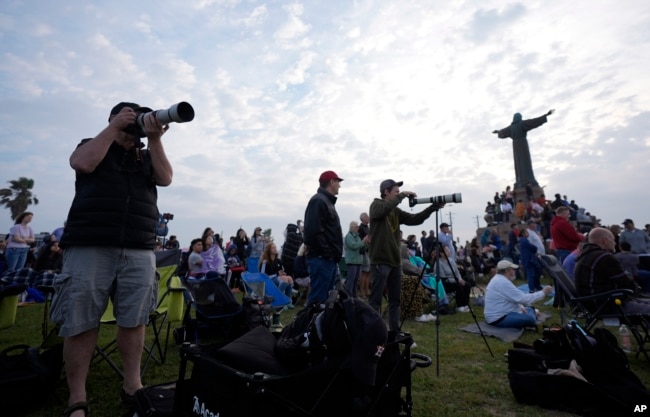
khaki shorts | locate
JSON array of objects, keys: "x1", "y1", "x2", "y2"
[{"x1": 51, "y1": 247, "x2": 157, "y2": 337}]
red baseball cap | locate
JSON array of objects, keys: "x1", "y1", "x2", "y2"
[{"x1": 319, "y1": 170, "x2": 344, "y2": 182}]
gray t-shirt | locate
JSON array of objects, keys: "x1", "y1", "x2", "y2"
[{"x1": 188, "y1": 252, "x2": 203, "y2": 274}]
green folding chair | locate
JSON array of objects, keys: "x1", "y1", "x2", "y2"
[
  {"x1": 0, "y1": 283, "x2": 29, "y2": 330},
  {"x1": 92, "y1": 249, "x2": 184, "y2": 378}
]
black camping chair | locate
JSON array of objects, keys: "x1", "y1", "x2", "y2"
[
  {"x1": 179, "y1": 275, "x2": 243, "y2": 344},
  {"x1": 174, "y1": 292, "x2": 431, "y2": 417},
  {"x1": 539, "y1": 254, "x2": 650, "y2": 360}
]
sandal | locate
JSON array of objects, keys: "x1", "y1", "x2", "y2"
[
  {"x1": 120, "y1": 388, "x2": 137, "y2": 405},
  {"x1": 62, "y1": 401, "x2": 89, "y2": 417}
]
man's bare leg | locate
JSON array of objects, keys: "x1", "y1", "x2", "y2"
[
  {"x1": 117, "y1": 325, "x2": 145, "y2": 395},
  {"x1": 64, "y1": 328, "x2": 99, "y2": 417}
]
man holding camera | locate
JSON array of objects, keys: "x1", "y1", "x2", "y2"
[
  {"x1": 368, "y1": 179, "x2": 442, "y2": 332},
  {"x1": 51, "y1": 102, "x2": 173, "y2": 417}
]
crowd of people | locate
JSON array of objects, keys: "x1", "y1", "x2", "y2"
[
  {"x1": 475, "y1": 184, "x2": 650, "y2": 330},
  {"x1": 2, "y1": 123, "x2": 649, "y2": 417}
]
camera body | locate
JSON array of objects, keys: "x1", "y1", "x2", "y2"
[
  {"x1": 162, "y1": 213, "x2": 174, "y2": 221},
  {"x1": 408, "y1": 193, "x2": 462, "y2": 207},
  {"x1": 125, "y1": 101, "x2": 195, "y2": 138}
]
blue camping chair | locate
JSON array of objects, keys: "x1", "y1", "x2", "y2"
[{"x1": 241, "y1": 272, "x2": 291, "y2": 309}]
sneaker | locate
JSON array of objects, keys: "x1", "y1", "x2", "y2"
[
  {"x1": 415, "y1": 314, "x2": 429, "y2": 322},
  {"x1": 424, "y1": 313, "x2": 436, "y2": 322},
  {"x1": 456, "y1": 306, "x2": 470, "y2": 313},
  {"x1": 411, "y1": 342, "x2": 417, "y2": 349}
]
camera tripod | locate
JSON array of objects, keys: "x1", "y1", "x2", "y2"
[{"x1": 401, "y1": 213, "x2": 494, "y2": 376}]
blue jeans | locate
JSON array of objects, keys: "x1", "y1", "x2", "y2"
[
  {"x1": 494, "y1": 306, "x2": 537, "y2": 329},
  {"x1": 345, "y1": 264, "x2": 361, "y2": 297},
  {"x1": 556, "y1": 249, "x2": 572, "y2": 265},
  {"x1": 637, "y1": 270, "x2": 650, "y2": 292},
  {"x1": 524, "y1": 263, "x2": 542, "y2": 292},
  {"x1": 270, "y1": 274, "x2": 293, "y2": 300},
  {"x1": 5, "y1": 247, "x2": 29, "y2": 271},
  {"x1": 306, "y1": 257, "x2": 337, "y2": 305}
]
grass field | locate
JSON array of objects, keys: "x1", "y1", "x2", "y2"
[{"x1": 3, "y1": 284, "x2": 649, "y2": 417}]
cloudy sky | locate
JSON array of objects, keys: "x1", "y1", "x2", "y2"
[{"x1": 1, "y1": 0, "x2": 649, "y2": 250}]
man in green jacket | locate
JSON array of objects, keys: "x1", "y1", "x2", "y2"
[{"x1": 368, "y1": 179, "x2": 442, "y2": 331}]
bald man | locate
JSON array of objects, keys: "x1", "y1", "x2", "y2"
[{"x1": 575, "y1": 227, "x2": 650, "y2": 316}]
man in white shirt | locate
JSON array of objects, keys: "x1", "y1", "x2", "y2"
[
  {"x1": 526, "y1": 219, "x2": 546, "y2": 255},
  {"x1": 484, "y1": 260, "x2": 552, "y2": 328}
]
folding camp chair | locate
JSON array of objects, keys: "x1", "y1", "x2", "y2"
[
  {"x1": 180, "y1": 275, "x2": 244, "y2": 343},
  {"x1": 142, "y1": 249, "x2": 185, "y2": 373},
  {"x1": 92, "y1": 249, "x2": 185, "y2": 378},
  {"x1": 539, "y1": 254, "x2": 650, "y2": 360},
  {"x1": 0, "y1": 283, "x2": 28, "y2": 330},
  {"x1": 242, "y1": 272, "x2": 292, "y2": 331},
  {"x1": 241, "y1": 272, "x2": 291, "y2": 309}
]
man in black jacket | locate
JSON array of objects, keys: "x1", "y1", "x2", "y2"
[
  {"x1": 575, "y1": 227, "x2": 650, "y2": 316},
  {"x1": 303, "y1": 170, "x2": 343, "y2": 305},
  {"x1": 51, "y1": 102, "x2": 173, "y2": 417}
]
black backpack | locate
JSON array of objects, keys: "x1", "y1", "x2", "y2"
[{"x1": 565, "y1": 321, "x2": 650, "y2": 409}]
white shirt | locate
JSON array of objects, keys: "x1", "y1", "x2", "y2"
[
  {"x1": 527, "y1": 229, "x2": 546, "y2": 255},
  {"x1": 484, "y1": 273, "x2": 546, "y2": 323}
]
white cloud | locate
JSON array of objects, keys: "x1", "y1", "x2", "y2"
[{"x1": 0, "y1": 0, "x2": 649, "y2": 251}]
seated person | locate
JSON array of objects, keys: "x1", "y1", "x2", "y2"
[
  {"x1": 32, "y1": 238, "x2": 63, "y2": 287},
  {"x1": 225, "y1": 243, "x2": 245, "y2": 291},
  {"x1": 201, "y1": 235, "x2": 226, "y2": 278},
  {"x1": 432, "y1": 245, "x2": 472, "y2": 313},
  {"x1": 575, "y1": 227, "x2": 649, "y2": 315},
  {"x1": 484, "y1": 260, "x2": 553, "y2": 328},
  {"x1": 616, "y1": 241, "x2": 650, "y2": 292},
  {"x1": 187, "y1": 238, "x2": 204, "y2": 277},
  {"x1": 400, "y1": 243, "x2": 441, "y2": 321},
  {"x1": 259, "y1": 243, "x2": 295, "y2": 308}
]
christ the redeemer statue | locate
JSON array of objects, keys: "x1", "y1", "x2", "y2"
[{"x1": 492, "y1": 109, "x2": 554, "y2": 189}]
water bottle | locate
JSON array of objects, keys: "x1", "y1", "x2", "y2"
[{"x1": 619, "y1": 324, "x2": 631, "y2": 352}]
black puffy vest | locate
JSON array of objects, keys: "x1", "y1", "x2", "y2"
[{"x1": 60, "y1": 139, "x2": 158, "y2": 249}]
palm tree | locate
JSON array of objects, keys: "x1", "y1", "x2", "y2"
[{"x1": 0, "y1": 177, "x2": 39, "y2": 221}]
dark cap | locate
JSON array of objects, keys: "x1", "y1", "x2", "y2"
[
  {"x1": 108, "y1": 102, "x2": 152, "y2": 122},
  {"x1": 622, "y1": 219, "x2": 634, "y2": 225},
  {"x1": 319, "y1": 170, "x2": 344, "y2": 182},
  {"x1": 343, "y1": 298, "x2": 387, "y2": 386},
  {"x1": 380, "y1": 179, "x2": 403, "y2": 194},
  {"x1": 527, "y1": 219, "x2": 537, "y2": 224},
  {"x1": 439, "y1": 223, "x2": 450, "y2": 229}
]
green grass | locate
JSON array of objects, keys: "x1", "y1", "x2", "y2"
[{"x1": 3, "y1": 286, "x2": 649, "y2": 417}]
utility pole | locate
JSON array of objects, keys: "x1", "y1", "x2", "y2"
[
  {"x1": 447, "y1": 211, "x2": 454, "y2": 227},
  {"x1": 474, "y1": 215, "x2": 480, "y2": 228}
]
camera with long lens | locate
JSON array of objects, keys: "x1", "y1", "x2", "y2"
[
  {"x1": 408, "y1": 193, "x2": 462, "y2": 207},
  {"x1": 124, "y1": 101, "x2": 195, "y2": 137}
]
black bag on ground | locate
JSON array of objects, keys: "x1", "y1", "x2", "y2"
[
  {"x1": 0, "y1": 343, "x2": 63, "y2": 414},
  {"x1": 565, "y1": 322, "x2": 650, "y2": 410},
  {"x1": 508, "y1": 320, "x2": 650, "y2": 415}
]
